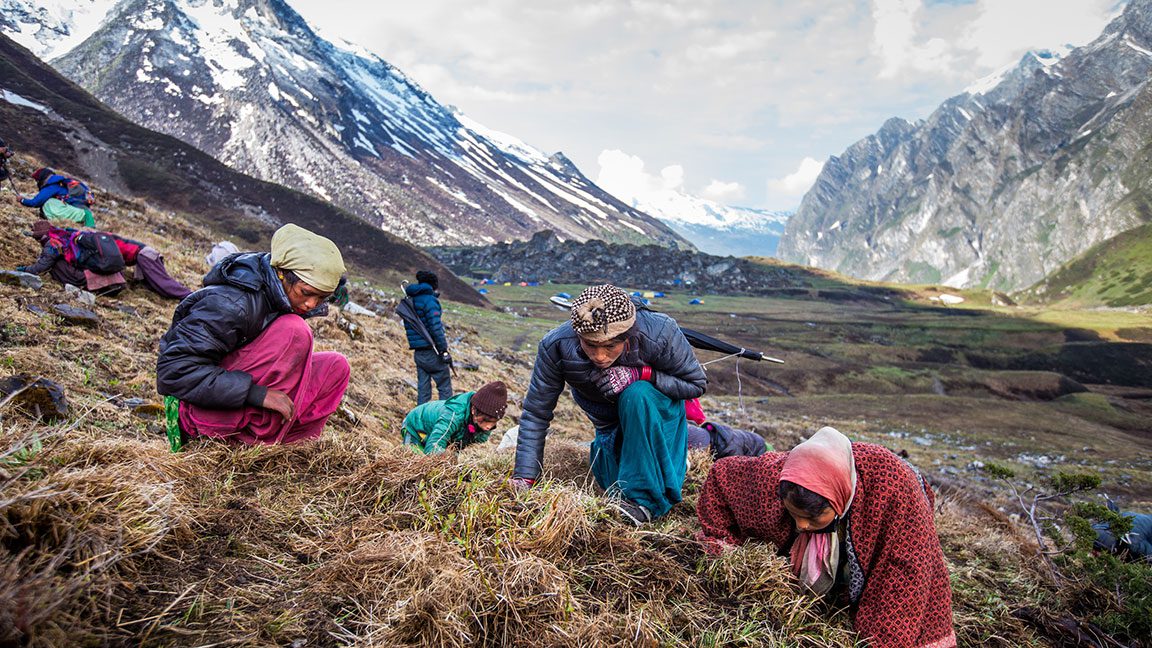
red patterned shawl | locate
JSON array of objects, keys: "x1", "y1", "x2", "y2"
[{"x1": 696, "y1": 443, "x2": 956, "y2": 648}]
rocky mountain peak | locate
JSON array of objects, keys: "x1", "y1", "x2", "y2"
[{"x1": 777, "y1": 0, "x2": 1152, "y2": 292}]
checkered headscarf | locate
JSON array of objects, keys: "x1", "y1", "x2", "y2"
[{"x1": 570, "y1": 284, "x2": 636, "y2": 342}]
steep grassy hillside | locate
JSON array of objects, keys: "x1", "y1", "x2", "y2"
[
  {"x1": 1019, "y1": 222, "x2": 1152, "y2": 308},
  {"x1": 2, "y1": 188, "x2": 1150, "y2": 645}
]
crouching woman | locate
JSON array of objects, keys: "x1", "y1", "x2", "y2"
[
  {"x1": 696, "y1": 426, "x2": 956, "y2": 648},
  {"x1": 156, "y1": 224, "x2": 351, "y2": 445},
  {"x1": 402, "y1": 380, "x2": 508, "y2": 454}
]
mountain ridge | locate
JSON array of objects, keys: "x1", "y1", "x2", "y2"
[
  {"x1": 777, "y1": 0, "x2": 1152, "y2": 292},
  {"x1": 0, "y1": 30, "x2": 484, "y2": 305},
  {"x1": 6, "y1": 0, "x2": 688, "y2": 250}
]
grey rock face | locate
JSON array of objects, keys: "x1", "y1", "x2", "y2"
[
  {"x1": 778, "y1": 0, "x2": 1152, "y2": 291},
  {"x1": 0, "y1": 270, "x2": 43, "y2": 290},
  {"x1": 431, "y1": 230, "x2": 821, "y2": 296}
]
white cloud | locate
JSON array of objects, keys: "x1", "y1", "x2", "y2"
[
  {"x1": 596, "y1": 149, "x2": 674, "y2": 203},
  {"x1": 597, "y1": 149, "x2": 745, "y2": 205},
  {"x1": 701, "y1": 180, "x2": 746, "y2": 203},
  {"x1": 768, "y1": 157, "x2": 824, "y2": 197},
  {"x1": 871, "y1": 0, "x2": 952, "y2": 78},
  {"x1": 960, "y1": 0, "x2": 1121, "y2": 67},
  {"x1": 685, "y1": 30, "x2": 775, "y2": 63}
]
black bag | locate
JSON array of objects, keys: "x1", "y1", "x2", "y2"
[{"x1": 73, "y1": 232, "x2": 125, "y2": 274}]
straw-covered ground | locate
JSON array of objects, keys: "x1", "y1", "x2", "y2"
[{"x1": 0, "y1": 183, "x2": 1146, "y2": 646}]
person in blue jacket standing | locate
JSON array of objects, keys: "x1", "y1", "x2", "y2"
[
  {"x1": 15, "y1": 167, "x2": 96, "y2": 226},
  {"x1": 404, "y1": 270, "x2": 453, "y2": 404}
]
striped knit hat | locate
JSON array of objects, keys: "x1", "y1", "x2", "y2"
[{"x1": 570, "y1": 284, "x2": 636, "y2": 342}]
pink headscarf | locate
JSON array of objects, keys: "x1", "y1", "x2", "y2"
[{"x1": 779, "y1": 426, "x2": 857, "y2": 594}]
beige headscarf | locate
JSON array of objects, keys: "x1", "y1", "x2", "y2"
[{"x1": 269, "y1": 224, "x2": 345, "y2": 292}]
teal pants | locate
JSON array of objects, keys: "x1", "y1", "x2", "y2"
[{"x1": 589, "y1": 381, "x2": 687, "y2": 519}]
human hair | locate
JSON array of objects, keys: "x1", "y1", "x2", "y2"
[
  {"x1": 577, "y1": 328, "x2": 632, "y2": 346},
  {"x1": 280, "y1": 269, "x2": 302, "y2": 285},
  {"x1": 778, "y1": 479, "x2": 832, "y2": 516},
  {"x1": 415, "y1": 270, "x2": 438, "y2": 289}
]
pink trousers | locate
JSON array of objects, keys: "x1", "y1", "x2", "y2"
[{"x1": 180, "y1": 315, "x2": 351, "y2": 444}]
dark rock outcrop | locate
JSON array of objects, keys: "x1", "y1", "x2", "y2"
[{"x1": 431, "y1": 230, "x2": 820, "y2": 296}]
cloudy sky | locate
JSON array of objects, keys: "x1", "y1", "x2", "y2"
[{"x1": 291, "y1": 0, "x2": 1123, "y2": 212}]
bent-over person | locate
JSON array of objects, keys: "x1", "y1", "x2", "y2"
[
  {"x1": 156, "y1": 224, "x2": 350, "y2": 445},
  {"x1": 512, "y1": 284, "x2": 706, "y2": 525},
  {"x1": 696, "y1": 426, "x2": 956, "y2": 648},
  {"x1": 402, "y1": 380, "x2": 508, "y2": 454}
]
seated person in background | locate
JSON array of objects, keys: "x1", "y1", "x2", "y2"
[
  {"x1": 16, "y1": 219, "x2": 126, "y2": 296},
  {"x1": 108, "y1": 232, "x2": 192, "y2": 299},
  {"x1": 156, "y1": 224, "x2": 350, "y2": 445},
  {"x1": 1094, "y1": 502, "x2": 1152, "y2": 562},
  {"x1": 512, "y1": 284, "x2": 707, "y2": 526},
  {"x1": 402, "y1": 381, "x2": 508, "y2": 454},
  {"x1": 697, "y1": 426, "x2": 956, "y2": 648},
  {"x1": 684, "y1": 398, "x2": 770, "y2": 460},
  {"x1": 16, "y1": 167, "x2": 96, "y2": 226}
]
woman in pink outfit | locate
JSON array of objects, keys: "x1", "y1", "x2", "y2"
[{"x1": 156, "y1": 224, "x2": 350, "y2": 444}]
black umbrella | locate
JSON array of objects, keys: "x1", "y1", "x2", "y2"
[
  {"x1": 396, "y1": 294, "x2": 457, "y2": 376},
  {"x1": 395, "y1": 297, "x2": 438, "y2": 352},
  {"x1": 681, "y1": 328, "x2": 783, "y2": 363}
]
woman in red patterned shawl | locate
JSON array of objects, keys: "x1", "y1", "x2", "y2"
[{"x1": 696, "y1": 426, "x2": 955, "y2": 648}]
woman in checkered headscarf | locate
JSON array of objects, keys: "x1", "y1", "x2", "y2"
[{"x1": 511, "y1": 284, "x2": 707, "y2": 525}]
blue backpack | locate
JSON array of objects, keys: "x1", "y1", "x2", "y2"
[{"x1": 57, "y1": 178, "x2": 95, "y2": 207}]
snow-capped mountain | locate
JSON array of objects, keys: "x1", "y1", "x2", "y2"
[
  {"x1": 623, "y1": 191, "x2": 790, "y2": 258},
  {"x1": 2, "y1": 0, "x2": 687, "y2": 249},
  {"x1": 778, "y1": 0, "x2": 1152, "y2": 291}
]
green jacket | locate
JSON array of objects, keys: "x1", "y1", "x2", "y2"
[{"x1": 401, "y1": 391, "x2": 490, "y2": 454}]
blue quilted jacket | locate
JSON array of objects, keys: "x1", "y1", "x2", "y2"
[{"x1": 403, "y1": 282, "x2": 447, "y2": 352}]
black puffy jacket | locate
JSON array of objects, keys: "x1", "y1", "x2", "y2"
[
  {"x1": 156, "y1": 253, "x2": 328, "y2": 409},
  {"x1": 513, "y1": 307, "x2": 707, "y2": 480}
]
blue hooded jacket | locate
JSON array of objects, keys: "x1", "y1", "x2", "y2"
[
  {"x1": 20, "y1": 173, "x2": 87, "y2": 208},
  {"x1": 403, "y1": 282, "x2": 447, "y2": 352}
]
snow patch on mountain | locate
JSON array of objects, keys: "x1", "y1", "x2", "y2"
[
  {"x1": 1, "y1": 88, "x2": 51, "y2": 113},
  {"x1": 623, "y1": 190, "x2": 791, "y2": 257},
  {"x1": 0, "y1": 0, "x2": 120, "y2": 59},
  {"x1": 965, "y1": 48, "x2": 1067, "y2": 95}
]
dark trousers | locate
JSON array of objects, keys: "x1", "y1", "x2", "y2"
[
  {"x1": 136, "y1": 249, "x2": 192, "y2": 299},
  {"x1": 413, "y1": 348, "x2": 452, "y2": 404}
]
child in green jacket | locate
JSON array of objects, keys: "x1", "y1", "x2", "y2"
[{"x1": 402, "y1": 381, "x2": 508, "y2": 454}]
